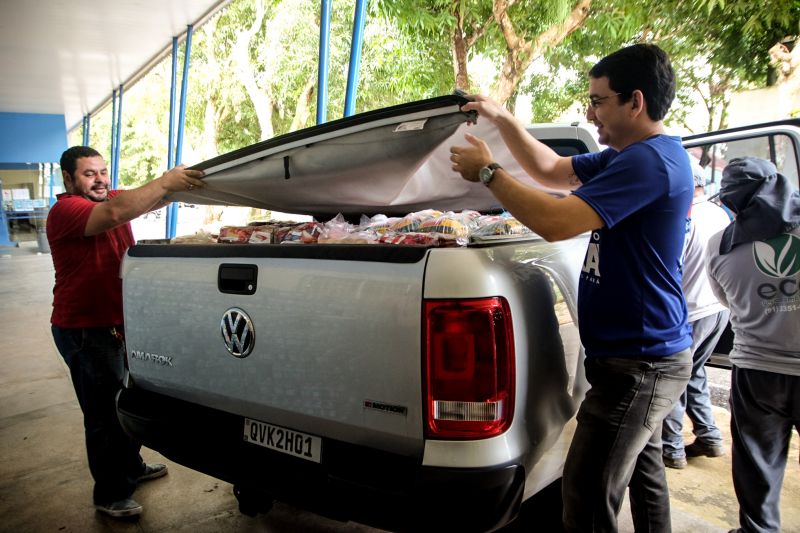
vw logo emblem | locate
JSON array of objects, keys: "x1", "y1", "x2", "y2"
[{"x1": 221, "y1": 307, "x2": 255, "y2": 358}]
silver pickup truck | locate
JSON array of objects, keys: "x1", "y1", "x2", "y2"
[{"x1": 116, "y1": 95, "x2": 800, "y2": 531}]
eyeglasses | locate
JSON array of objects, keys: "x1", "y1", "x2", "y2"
[{"x1": 588, "y1": 92, "x2": 622, "y2": 109}]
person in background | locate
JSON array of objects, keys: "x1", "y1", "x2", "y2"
[
  {"x1": 705, "y1": 157, "x2": 799, "y2": 533},
  {"x1": 449, "y1": 43, "x2": 693, "y2": 533},
  {"x1": 47, "y1": 146, "x2": 205, "y2": 518},
  {"x1": 661, "y1": 161, "x2": 732, "y2": 469}
]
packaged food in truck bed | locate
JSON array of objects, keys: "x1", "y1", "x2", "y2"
[{"x1": 208, "y1": 210, "x2": 532, "y2": 247}]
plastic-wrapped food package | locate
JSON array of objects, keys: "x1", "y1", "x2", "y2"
[
  {"x1": 390, "y1": 209, "x2": 442, "y2": 233},
  {"x1": 378, "y1": 232, "x2": 443, "y2": 246},
  {"x1": 218, "y1": 226, "x2": 257, "y2": 243},
  {"x1": 319, "y1": 230, "x2": 380, "y2": 244},
  {"x1": 419, "y1": 210, "x2": 480, "y2": 236},
  {"x1": 472, "y1": 214, "x2": 531, "y2": 236},
  {"x1": 457, "y1": 209, "x2": 482, "y2": 225},
  {"x1": 214, "y1": 210, "x2": 531, "y2": 247},
  {"x1": 171, "y1": 230, "x2": 218, "y2": 244},
  {"x1": 319, "y1": 214, "x2": 381, "y2": 244},
  {"x1": 276, "y1": 221, "x2": 323, "y2": 244},
  {"x1": 248, "y1": 226, "x2": 278, "y2": 243},
  {"x1": 319, "y1": 214, "x2": 352, "y2": 240},
  {"x1": 358, "y1": 214, "x2": 401, "y2": 235},
  {"x1": 415, "y1": 210, "x2": 481, "y2": 246}
]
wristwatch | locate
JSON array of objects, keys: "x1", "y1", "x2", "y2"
[{"x1": 479, "y1": 162, "x2": 502, "y2": 187}]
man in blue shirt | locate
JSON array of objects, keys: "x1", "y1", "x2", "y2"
[{"x1": 450, "y1": 44, "x2": 693, "y2": 532}]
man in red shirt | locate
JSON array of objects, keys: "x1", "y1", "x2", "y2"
[{"x1": 47, "y1": 146, "x2": 204, "y2": 518}]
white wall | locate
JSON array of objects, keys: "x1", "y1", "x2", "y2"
[{"x1": 728, "y1": 85, "x2": 799, "y2": 127}]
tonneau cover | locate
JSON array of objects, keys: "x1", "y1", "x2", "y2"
[{"x1": 169, "y1": 95, "x2": 571, "y2": 218}]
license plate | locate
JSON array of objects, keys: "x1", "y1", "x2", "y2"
[{"x1": 243, "y1": 418, "x2": 322, "y2": 463}]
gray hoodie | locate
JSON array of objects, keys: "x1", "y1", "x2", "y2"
[{"x1": 706, "y1": 157, "x2": 800, "y2": 375}]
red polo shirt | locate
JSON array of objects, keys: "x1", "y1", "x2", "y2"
[{"x1": 47, "y1": 191, "x2": 135, "y2": 328}]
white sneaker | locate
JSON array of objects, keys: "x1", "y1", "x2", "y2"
[
  {"x1": 138, "y1": 463, "x2": 168, "y2": 482},
  {"x1": 95, "y1": 498, "x2": 143, "y2": 518}
]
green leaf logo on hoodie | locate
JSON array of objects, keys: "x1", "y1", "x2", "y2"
[{"x1": 753, "y1": 234, "x2": 800, "y2": 278}]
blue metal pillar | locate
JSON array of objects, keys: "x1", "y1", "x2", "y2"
[
  {"x1": 112, "y1": 84, "x2": 123, "y2": 190},
  {"x1": 175, "y1": 26, "x2": 193, "y2": 169},
  {"x1": 167, "y1": 25, "x2": 194, "y2": 240},
  {"x1": 165, "y1": 37, "x2": 179, "y2": 237},
  {"x1": 82, "y1": 115, "x2": 90, "y2": 146},
  {"x1": 48, "y1": 163, "x2": 57, "y2": 206},
  {"x1": 316, "y1": 0, "x2": 332, "y2": 124},
  {"x1": 168, "y1": 37, "x2": 179, "y2": 169},
  {"x1": 344, "y1": 0, "x2": 367, "y2": 117},
  {"x1": 110, "y1": 90, "x2": 117, "y2": 179},
  {"x1": 0, "y1": 179, "x2": 18, "y2": 247}
]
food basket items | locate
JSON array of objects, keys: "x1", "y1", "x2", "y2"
[{"x1": 214, "y1": 210, "x2": 531, "y2": 247}]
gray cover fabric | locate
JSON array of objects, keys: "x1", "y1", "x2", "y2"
[{"x1": 167, "y1": 101, "x2": 571, "y2": 218}]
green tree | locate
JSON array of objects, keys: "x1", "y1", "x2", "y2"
[
  {"x1": 184, "y1": 0, "x2": 377, "y2": 155},
  {"x1": 677, "y1": 0, "x2": 799, "y2": 131},
  {"x1": 375, "y1": 0, "x2": 798, "y2": 128},
  {"x1": 376, "y1": 0, "x2": 593, "y2": 105},
  {"x1": 519, "y1": 0, "x2": 799, "y2": 129}
]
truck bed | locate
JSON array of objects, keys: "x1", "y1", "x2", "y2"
[{"x1": 119, "y1": 237, "x2": 587, "y2": 531}]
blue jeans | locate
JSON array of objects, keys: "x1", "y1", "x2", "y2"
[
  {"x1": 52, "y1": 326, "x2": 145, "y2": 505},
  {"x1": 563, "y1": 349, "x2": 692, "y2": 533},
  {"x1": 662, "y1": 310, "x2": 729, "y2": 459},
  {"x1": 730, "y1": 366, "x2": 800, "y2": 533}
]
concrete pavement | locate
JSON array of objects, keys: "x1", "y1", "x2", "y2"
[{"x1": 1, "y1": 238, "x2": 798, "y2": 533}]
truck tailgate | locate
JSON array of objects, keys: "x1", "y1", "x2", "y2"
[{"x1": 121, "y1": 244, "x2": 428, "y2": 456}]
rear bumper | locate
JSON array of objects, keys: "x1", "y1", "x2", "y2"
[{"x1": 116, "y1": 384, "x2": 524, "y2": 532}]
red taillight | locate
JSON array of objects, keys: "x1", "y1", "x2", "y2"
[{"x1": 423, "y1": 297, "x2": 515, "y2": 439}]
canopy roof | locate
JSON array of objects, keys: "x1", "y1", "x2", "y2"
[{"x1": 0, "y1": 0, "x2": 228, "y2": 129}]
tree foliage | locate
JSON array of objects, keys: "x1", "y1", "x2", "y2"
[
  {"x1": 378, "y1": 0, "x2": 798, "y2": 128},
  {"x1": 375, "y1": 0, "x2": 592, "y2": 104},
  {"x1": 633, "y1": 0, "x2": 800, "y2": 131}
]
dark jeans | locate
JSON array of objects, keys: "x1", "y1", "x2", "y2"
[
  {"x1": 662, "y1": 310, "x2": 729, "y2": 458},
  {"x1": 52, "y1": 326, "x2": 145, "y2": 505},
  {"x1": 730, "y1": 366, "x2": 800, "y2": 533},
  {"x1": 563, "y1": 349, "x2": 692, "y2": 533}
]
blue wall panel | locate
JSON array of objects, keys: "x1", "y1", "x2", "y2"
[{"x1": 0, "y1": 113, "x2": 68, "y2": 164}]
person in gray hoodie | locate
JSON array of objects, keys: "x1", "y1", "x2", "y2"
[{"x1": 705, "y1": 156, "x2": 800, "y2": 533}]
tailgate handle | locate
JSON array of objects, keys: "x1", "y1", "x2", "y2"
[{"x1": 218, "y1": 264, "x2": 258, "y2": 295}]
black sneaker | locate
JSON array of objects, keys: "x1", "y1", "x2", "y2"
[
  {"x1": 685, "y1": 440, "x2": 725, "y2": 458},
  {"x1": 663, "y1": 455, "x2": 687, "y2": 469},
  {"x1": 138, "y1": 463, "x2": 168, "y2": 482},
  {"x1": 95, "y1": 498, "x2": 143, "y2": 518}
]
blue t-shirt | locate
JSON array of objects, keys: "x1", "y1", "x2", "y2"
[{"x1": 571, "y1": 135, "x2": 693, "y2": 358}]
